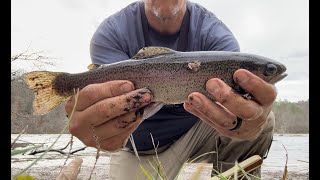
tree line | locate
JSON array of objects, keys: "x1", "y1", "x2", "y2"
[{"x1": 11, "y1": 77, "x2": 309, "y2": 134}]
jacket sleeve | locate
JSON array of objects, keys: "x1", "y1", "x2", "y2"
[
  {"x1": 205, "y1": 19, "x2": 240, "y2": 52},
  {"x1": 90, "y1": 18, "x2": 130, "y2": 65}
]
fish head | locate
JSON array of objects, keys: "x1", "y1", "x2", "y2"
[{"x1": 240, "y1": 54, "x2": 287, "y2": 84}]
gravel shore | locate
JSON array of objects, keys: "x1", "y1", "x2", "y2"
[
  {"x1": 11, "y1": 134, "x2": 309, "y2": 180},
  {"x1": 11, "y1": 155, "x2": 308, "y2": 180}
]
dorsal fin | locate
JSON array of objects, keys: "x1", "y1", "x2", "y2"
[
  {"x1": 131, "y1": 46, "x2": 175, "y2": 60},
  {"x1": 87, "y1": 64, "x2": 101, "y2": 70}
]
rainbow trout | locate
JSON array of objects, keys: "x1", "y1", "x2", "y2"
[{"x1": 24, "y1": 47, "x2": 287, "y2": 116}]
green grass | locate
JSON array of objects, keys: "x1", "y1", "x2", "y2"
[{"x1": 137, "y1": 151, "x2": 228, "y2": 180}]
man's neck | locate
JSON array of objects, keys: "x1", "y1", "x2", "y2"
[{"x1": 144, "y1": 3, "x2": 187, "y2": 35}]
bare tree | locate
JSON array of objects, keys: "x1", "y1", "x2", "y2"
[
  {"x1": 11, "y1": 46, "x2": 69, "y2": 134},
  {"x1": 11, "y1": 46, "x2": 55, "y2": 80}
]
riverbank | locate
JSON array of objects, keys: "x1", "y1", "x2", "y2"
[
  {"x1": 11, "y1": 134, "x2": 309, "y2": 179},
  {"x1": 11, "y1": 159, "x2": 309, "y2": 180}
]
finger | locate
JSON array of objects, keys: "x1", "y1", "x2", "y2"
[
  {"x1": 65, "y1": 96, "x2": 74, "y2": 114},
  {"x1": 94, "y1": 110, "x2": 143, "y2": 140},
  {"x1": 184, "y1": 93, "x2": 237, "y2": 129},
  {"x1": 185, "y1": 102, "x2": 256, "y2": 140},
  {"x1": 99, "y1": 118, "x2": 143, "y2": 152},
  {"x1": 184, "y1": 101, "x2": 236, "y2": 131},
  {"x1": 206, "y1": 78, "x2": 263, "y2": 121},
  {"x1": 233, "y1": 69, "x2": 277, "y2": 105},
  {"x1": 77, "y1": 88, "x2": 152, "y2": 126},
  {"x1": 69, "y1": 110, "x2": 144, "y2": 148},
  {"x1": 66, "y1": 80, "x2": 134, "y2": 112}
]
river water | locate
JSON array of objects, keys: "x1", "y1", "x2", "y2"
[
  {"x1": 11, "y1": 133, "x2": 309, "y2": 179},
  {"x1": 262, "y1": 134, "x2": 309, "y2": 173}
]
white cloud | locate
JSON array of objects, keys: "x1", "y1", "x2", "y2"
[{"x1": 11, "y1": 0, "x2": 309, "y2": 102}]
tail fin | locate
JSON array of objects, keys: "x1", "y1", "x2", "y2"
[{"x1": 24, "y1": 71, "x2": 71, "y2": 115}]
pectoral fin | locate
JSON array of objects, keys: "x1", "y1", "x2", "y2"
[{"x1": 142, "y1": 102, "x2": 165, "y2": 120}]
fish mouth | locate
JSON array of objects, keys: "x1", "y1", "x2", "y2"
[{"x1": 269, "y1": 73, "x2": 288, "y2": 84}]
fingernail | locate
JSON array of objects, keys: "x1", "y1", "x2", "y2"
[
  {"x1": 206, "y1": 79, "x2": 220, "y2": 95},
  {"x1": 137, "y1": 89, "x2": 152, "y2": 103},
  {"x1": 188, "y1": 95, "x2": 201, "y2": 108},
  {"x1": 235, "y1": 72, "x2": 249, "y2": 84},
  {"x1": 120, "y1": 82, "x2": 134, "y2": 93},
  {"x1": 141, "y1": 94, "x2": 152, "y2": 106}
]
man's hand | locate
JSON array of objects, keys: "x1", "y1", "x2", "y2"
[
  {"x1": 65, "y1": 80, "x2": 153, "y2": 152},
  {"x1": 184, "y1": 69, "x2": 277, "y2": 140}
]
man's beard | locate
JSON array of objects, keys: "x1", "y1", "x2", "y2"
[{"x1": 151, "y1": 4, "x2": 180, "y2": 21}]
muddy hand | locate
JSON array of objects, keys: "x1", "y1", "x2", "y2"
[
  {"x1": 65, "y1": 80, "x2": 153, "y2": 152},
  {"x1": 184, "y1": 69, "x2": 277, "y2": 140}
]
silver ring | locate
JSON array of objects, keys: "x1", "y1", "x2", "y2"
[{"x1": 229, "y1": 117, "x2": 242, "y2": 131}]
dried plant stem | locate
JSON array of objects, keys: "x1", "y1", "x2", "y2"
[{"x1": 87, "y1": 125, "x2": 101, "y2": 180}]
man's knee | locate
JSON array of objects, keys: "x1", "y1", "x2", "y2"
[
  {"x1": 258, "y1": 111, "x2": 275, "y2": 159},
  {"x1": 211, "y1": 111, "x2": 275, "y2": 177},
  {"x1": 261, "y1": 111, "x2": 275, "y2": 135}
]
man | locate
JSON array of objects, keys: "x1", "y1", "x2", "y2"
[{"x1": 65, "y1": 0, "x2": 276, "y2": 179}]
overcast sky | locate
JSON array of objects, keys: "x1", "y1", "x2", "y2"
[{"x1": 11, "y1": 0, "x2": 309, "y2": 102}]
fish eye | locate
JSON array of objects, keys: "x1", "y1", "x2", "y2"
[{"x1": 265, "y1": 63, "x2": 277, "y2": 76}]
